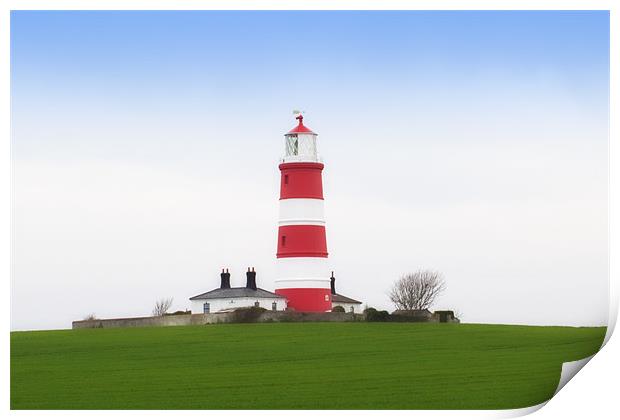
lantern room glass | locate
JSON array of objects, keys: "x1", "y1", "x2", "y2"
[{"x1": 285, "y1": 134, "x2": 298, "y2": 156}]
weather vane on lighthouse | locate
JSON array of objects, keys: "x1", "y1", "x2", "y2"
[{"x1": 292, "y1": 109, "x2": 306, "y2": 121}]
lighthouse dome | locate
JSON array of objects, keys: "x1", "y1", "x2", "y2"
[{"x1": 287, "y1": 114, "x2": 316, "y2": 135}]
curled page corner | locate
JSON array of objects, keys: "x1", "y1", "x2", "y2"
[
  {"x1": 495, "y1": 401, "x2": 548, "y2": 418},
  {"x1": 496, "y1": 355, "x2": 598, "y2": 419},
  {"x1": 603, "y1": 301, "x2": 617, "y2": 347},
  {"x1": 554, "y1": 355, "x2": 595, "y2": 396}
]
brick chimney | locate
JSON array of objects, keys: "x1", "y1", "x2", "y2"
[
  {"x1": 246, "y1": 267, "x2": 257, "y2": 290},
  {"x1": 330, "y1": 271, "x2": 336, "y2": 295},
  {"x1": 220, "y1": 268, "x2": 231, "y2": 289}
]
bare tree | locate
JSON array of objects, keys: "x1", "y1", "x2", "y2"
[
  {"x1": 152, "y1": 298, "x2": 173, "y2": 317},
  {"x1": 452, "y1": 308, "x2": 464, "y2": 321},
  {"x1": 83, "y1": 313, "x2": 97, "y2": 321},
  {"x1": 389, "y1": 270, "x2": 446, "y2": 310}
]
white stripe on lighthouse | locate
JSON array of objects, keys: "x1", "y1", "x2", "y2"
[
  {"x1": 278, "y1": 198, "x2": 325, "y2": 226},
  {"x1": 276, "y1": 256, "x2": 330, "y2": 287},
  {"x1": 276, "y1": 257, "x2": 329, "y2": 281},
  {"x1": 276, "y1": 256, "x2": 331, "y2": 290},
  {"x1": 275, "y1": 279, "x2": 331, "y2": 289}
]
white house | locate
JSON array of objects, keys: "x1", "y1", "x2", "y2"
[
  {"x1": 331, "y1": 294, "x2": 363, "y2": 314},
  {"x1": 329, "y1": 273, "x2": 363, "y2": 313},
  {"x1": 190, "y1": 268, "x2": 287, "y2": 314}
]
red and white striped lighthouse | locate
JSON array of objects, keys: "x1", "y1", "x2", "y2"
[{"x1": 275, "y1": 114, "x2": 332, "y2": 312}]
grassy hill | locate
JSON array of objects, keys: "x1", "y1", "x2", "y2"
[{"x1": 11, "y1": 322, "x2": 605, "y2": 409}]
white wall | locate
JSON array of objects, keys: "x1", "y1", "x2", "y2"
[{"x1": 190, "y1": 296, "x2": 287, "y2": 314}]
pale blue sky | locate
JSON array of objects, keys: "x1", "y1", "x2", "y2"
[{"x1": 11, "y1": 11, "x2": 609, "y2": 330}]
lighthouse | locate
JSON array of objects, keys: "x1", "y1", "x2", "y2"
[{"x1": 275, "y1": 114, "x2": 332, "y2": 311}]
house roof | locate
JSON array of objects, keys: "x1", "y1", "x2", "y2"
[
  {"x1": 189, "y1": 287, "x2": 286, "y2": 301},
  {"x1": 331, "y1": 293, "x2": 362, "y2": 304}
]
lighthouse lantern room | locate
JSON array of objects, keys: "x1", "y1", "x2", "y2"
[
  {"x1": 283, "y1": 117, "x2": 318, "y2": 162},
  {"x1": 275, "y1": 115, "x2": 332, "y2": 311}
]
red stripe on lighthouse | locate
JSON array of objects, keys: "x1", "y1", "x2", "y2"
[
  {"x1": 277, "y1": 225, "x2": 328, "y2": 258},
  {"x1": 279, "y1": 162, "x2": 324, "y2": 200},
  {"x1": 275, "y1": 288, "x2": 332, "y2": 312}
]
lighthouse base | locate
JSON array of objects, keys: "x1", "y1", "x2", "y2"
[{"x1": 275, "y1": 288, "x2": 332, "y2": 312}]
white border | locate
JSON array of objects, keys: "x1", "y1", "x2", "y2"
[
  {"x1": 0, "y1": 0, "x2": 617, "y2": 10},
  {"x1": 2, "y1": 1, "x2": 616, "y2": 419}
]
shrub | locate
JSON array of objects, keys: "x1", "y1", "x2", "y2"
[
  {"x1": 232, "y1": 306, "x2": 267, "y2": 323},
  {"x1": 332, "y1": 305, "x2": 345, "y2": 313},
  {"x1": 165, "y1": 310, "x2": 191, "y2": 316},
  {"x1": 377, "y1": 310, "x2": 390, "y2": 321},
  {"x1": 363, "y1": 307, "x2": 376, "y2": 314},
  {"x1": 365, "y1": 308, "x2": 390, "y2": 322}
]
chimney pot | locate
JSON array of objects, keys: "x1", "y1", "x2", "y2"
[
  {"x1": 246, "y1": 269, "x2": 257, "y2": 290},
  {"x1": 330, "y1": 272, "x2": 336, "y2": 295},
  {"x1": 220, "y1": 269, "x2": 231, "y2": 289}
]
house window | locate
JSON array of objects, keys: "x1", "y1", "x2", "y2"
[
  {"x1": 254, "y1": 301, "x2": 260, "y2": 307},
  {"x1": 272, "y1": 302, "x2": 277, "y2": 311},
  {"x1": 350, "y1": 306, "x2": 354, "y2": 313},
  {"x1": 203, "y1": 302, "x2": 210, "y2": 314},
  {"x1": 281, "y1": 235, "x2": 286, "y2": 247},
  {"x1": 284, "y1": 174, "x2": 289, "y2": 185}
]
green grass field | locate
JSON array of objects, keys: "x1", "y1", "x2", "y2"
[{"x1": 11, "y1": 322, "x2": 605, "y2": 409}]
